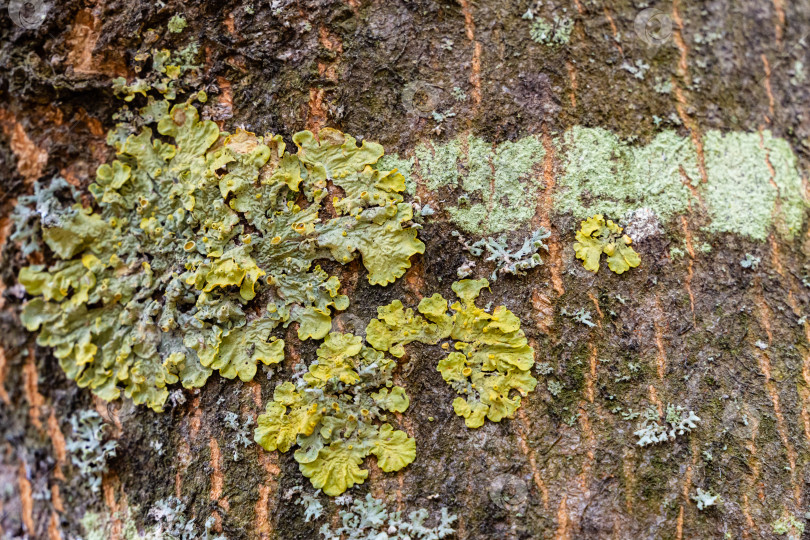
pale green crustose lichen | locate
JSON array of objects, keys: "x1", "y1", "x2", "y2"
[
  {"x1": 254, "y1": 332, "x2": 415, "y2": 496},
  {"x1": 392, "y1": 135, "x2": 545, "y2": 235},
  {"x1": 388, "y1": 126, "x2": 805, "y2": 242},
  {"x1": 366, "y1": 279, "x2": 537, "y2": 428},
  {"x1": 772, "y1": 515, "x2": 805, "y2": 537},
  {"x1": 556, "y1": 126, "x2": 806, "y2": 241},
  {"x1": 529, "y1": 15, "x2": 574, "y2": 46}
]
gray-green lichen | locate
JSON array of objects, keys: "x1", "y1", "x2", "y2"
[
  {"x1": 66, "y1": 410, "x2": 118, "y2": 492},
  {"x1": 319, "y1": 493, "x2": 457, "y2": 539},
  {"x1": 80, "y1": 497, "x2": 226, "y2": 540},
  {"x1": 453, "y1": 228, "x2": 550, "y2": 281},
  {"x1": 634, "y1": 404, "x2": 701, "y2": 447},
  {"x1": 529, "y1": 15, "x2": 574, "y2": 46}
]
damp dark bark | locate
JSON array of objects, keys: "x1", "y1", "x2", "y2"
[{"x1": 2, "y1": 1, "x2": 810, "y2": 539}]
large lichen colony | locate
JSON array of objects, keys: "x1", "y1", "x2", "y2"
[
  {"x1": 385, "y1": 126, "x2": 807, "y2": 241},
  {"x1": 16, "y1": 48, "x2": 424, "y2": 413},
  {"x1": 11, "y1": 40, "x2": 685, "y2": 506}
]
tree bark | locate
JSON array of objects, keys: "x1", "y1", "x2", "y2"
[{"x1": 2, "y1": 0, "x2": 810, "y2": 539}]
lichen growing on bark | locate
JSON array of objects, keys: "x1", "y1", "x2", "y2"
[
  {"x1": 388, "y1": 127, "x2": 805, "y2": 242},
  {"x1": 14, "y1": 50, "x2": 423, "y2": 412},
  {"x1": 392, "y1": 135, "x2": 546, "y2": 234},
  {"x1": 573, "y1": 214, "x2": 641, "y2": 274},
  {"x1": 367, "y1": 279, "x2": 537, "y2": 428},
  {"x1": 254, "y1": 332, "x2": 415, "y2": 496}
]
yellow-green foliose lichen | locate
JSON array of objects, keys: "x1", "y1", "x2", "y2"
[
  {"x1": 366, "y1": 279, "x2": 537, "y2": 428},
  {"x1": 573, "y1": 215, "x2": 641, "y2": 274},
  {"x1": 16, "y1": 57, "x2": 423, "y2": 412},
  {"x1": 254, "y1": 332, "x2": 415, "y2": 496}
]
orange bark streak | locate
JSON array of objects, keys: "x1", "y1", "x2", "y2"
[
  {"x1": 515, "y1": 409, "x2": 550, "y2": 510},
  {"x1": 540, "y1": 127, "x2": 565, "y2": 296},
  {"x1": 19, "y1": 461, "x2": 34, "y2": 535},
  {"x1": 23, "y1": 350, "x2": 44, "y2": 430}
]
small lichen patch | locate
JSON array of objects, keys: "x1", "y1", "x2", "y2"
[
  {"x1": 529, "y1": 15, "x2": 574, "y2": 46},
  {"x1": 573, "y1": 215, "x2": 641, "y2": 274},
  {"x1": 454, "y1": 228, "x2": 550, "y2": 281},
  {"x1": 254, "y1": 332, "x2": 415, "y2": 496},
  {"x1": 318, "y1": 493, "x2": 457, "y2": 539},
  {"x1": 367, "y1": 279, "x2": 537, "y2": 428},
  {"x1": 634, "y1": 404, "x2": 700, "y2": 447},
  {"x1": 168, "y1": 14, "x2": 187, "y2": 33},
  {"x1": 66, "y1": 410, "x2": 117, "y2": 493},
  {"x1": 691, "y1": 488, "x2": 720, "y2": 511}
]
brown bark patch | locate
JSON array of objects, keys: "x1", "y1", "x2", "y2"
[
  {"x1": 65, "y1": 8, "x2": 126, "y2": 77},
  {"x1": 47, "y1": 410, "x2": 67, "y2": 480},
  {"x1": 18, "y1": 461, "x2": 34, "y2": 535},
  {"x1": 0, "y1": 108, "x2": 48, "y2": 184}
]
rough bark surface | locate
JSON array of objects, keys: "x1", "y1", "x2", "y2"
[{"x1": 2, "y1": 0, "x2": 810, "y2": 539}]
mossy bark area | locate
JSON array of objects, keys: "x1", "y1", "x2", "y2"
[{"x1": 2, "y1": 1, "x2": 810, "y2": 539}]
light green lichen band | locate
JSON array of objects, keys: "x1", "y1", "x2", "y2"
[{"x1": 387, "y1": 127, "x2": 806, "y2": 240}]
